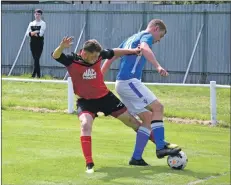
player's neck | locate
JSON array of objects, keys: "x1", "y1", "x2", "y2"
[
  {"x1": 79, "y1": 53, "x2": 90, "y2": 64},
  {"x1": 145, "y1": 28, "x2": 155, "y2": 42},
  {"x1": 145, "y1": 28, "x2": 153, "y2": 35}
]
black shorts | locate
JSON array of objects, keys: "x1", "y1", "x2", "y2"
[{"x1": 77, "y1": 91, "x2": 127, "y2": 118}]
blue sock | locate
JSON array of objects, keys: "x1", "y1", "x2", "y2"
[
  {"x1": 132, "y1": 126, "x2": 151, "y2": 160},
  {"x1": 151, "y1": 120, "x2": 166, "y2": 150}
]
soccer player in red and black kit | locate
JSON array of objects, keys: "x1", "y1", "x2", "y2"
[{"x1": 52, "y1": 37, "x2": 145, "y2": 173}]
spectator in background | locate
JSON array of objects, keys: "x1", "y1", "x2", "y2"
[{"x1": 26, "y1": 9, "x2": 46, "y2": 78}]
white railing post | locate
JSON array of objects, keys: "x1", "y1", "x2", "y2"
[
  {"x1": 210, "y1": 81, "x2": 217, "y2": 125},
  {"x1": 67, "y1": 77, "x2": 74, "y2": 114},
  {"x1": 8, "y1": 25, "x2": 29, "y2": 76}
]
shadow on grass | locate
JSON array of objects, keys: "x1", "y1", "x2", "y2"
[{"x1": 96, "y1": 165, "x2": 220, "y2": 184}]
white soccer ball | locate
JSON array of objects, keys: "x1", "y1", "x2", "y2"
[{"x1": 167, "y1": 151, "x2": 188, "y2": 170}]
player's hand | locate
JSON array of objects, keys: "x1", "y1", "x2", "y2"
[
  {"x1": 157, "y1": 66, "x2": 169, "y2": 77},
  {"x1": 60, "y1": 36, "x2": 74, "y2": 48},
  {"x1": 134, "y1": 45, "x2": 142, "y2": 56}
]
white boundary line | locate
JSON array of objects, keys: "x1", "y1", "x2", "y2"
[{"x1": 187, "y1": 172, "x2": 229, "y2": 185}]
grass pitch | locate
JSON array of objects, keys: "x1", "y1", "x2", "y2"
[
  {"x1": 2, "y1": 110, "x2": 230, "y2": 185},
  {"x1": 2, "y1": 78, "x2": 230, "y2": 184}
]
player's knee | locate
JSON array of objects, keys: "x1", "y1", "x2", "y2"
[
  {"x1": 138, "y1": 111, "x2": 152, "y2": 125},
  {"x1": 80, "y1": 119, "x2": 91, "y2": 133},
  {"x1": 79, "y1": 114, "x2": 93, "y2": 133},
  {"x1": 151, "y1": 101, "x2": 164, "y2": 113}
]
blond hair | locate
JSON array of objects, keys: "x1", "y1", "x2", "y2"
[{"x1": 148, "y1": 19, "x2": 167, "y2": 34}]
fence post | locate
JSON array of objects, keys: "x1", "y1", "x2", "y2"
[
  {"x1": 210, "y1": 81, "x2": 217, "y2": 125},
  {"x1": 8, "y1": 25, "x2": 29, "y2": 76},
  {"x1": 200, "y1": 9, "x2": 208, "y2": 84},
  {"x1": 67, "y1": 77, "x2": 74, "y2": 114},
  {"x1": 63, "y1": 22, "x2": 86, "y2": 80},
  {"x1": 85, "y1": 10, "x2": 89, "y2": 41},
  {"x1": 183, "y1": 23, "x2": 204, "y2": 84}
]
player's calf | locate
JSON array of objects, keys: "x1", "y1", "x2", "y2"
[
  {"x1": 116, "y1": 111, "x2": 141, "y2": 131},
  {"x1": 79, "y1": 113, "x2": 95, "y2": 172}
]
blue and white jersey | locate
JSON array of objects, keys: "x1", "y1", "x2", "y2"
[{"x1": 116, "y1": 31, "x2": 153, "y2": 80}]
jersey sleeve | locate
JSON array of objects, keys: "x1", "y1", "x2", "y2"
[
  {"x1": 51, "y1": 52, "x2": 74, "y2": 67},
  {"x1": 100, "y1": 49, "x2": 115, "y2": 59},
  {"x1": 38, "y1": 21, "x2": 46, "y2": 37},
  {"x1": 140, "y1": 33, "x2": 153, "y2": 48}
]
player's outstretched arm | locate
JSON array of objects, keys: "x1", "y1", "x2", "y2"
[
  {"x1": 52, "y1": 36, "x2": 73, "y2": 59},
  {"x1": 113, "y1": 48, "x2": 140, "y2": 57},
  {"x1": 140, "y1": 42, "x2": 160, "y2": 68},
  {"x1": 101, "y1": 56, "x2": 119, "y2": 76},
  {"x1": 101, "y1": 46, "x2": 140, "y2": 76},
  {"x1": 140, "y1": 42, "x2": 168, "y2": 76}
]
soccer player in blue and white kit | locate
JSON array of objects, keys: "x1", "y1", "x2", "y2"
[{"x1": 101, "y1": 19, "x2": 181, "y2": 166}]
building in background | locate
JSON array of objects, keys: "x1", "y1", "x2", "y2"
[
  {"x1": 2, "y1": 1, "x2": 227, "y2": 4},
  {"x1": 2, "y1": 1, "x2": 230, "y2": 83},
  {"x1": 1, "y1": 1, "x2": 73, "y2": 4}
]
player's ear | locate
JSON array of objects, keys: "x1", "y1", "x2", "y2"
[{"x1": 156, "y1": 26, "x2": 160, "y2": 32}]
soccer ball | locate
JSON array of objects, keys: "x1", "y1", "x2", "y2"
[{"x1": 167, "y1": 151, "x2": 188, "y2": 170}]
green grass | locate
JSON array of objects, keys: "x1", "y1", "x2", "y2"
[
  {"x1": 2, "y1": 77, "x2": 230, "y2": 184},
  {"x1": 2, "y1": 79, "x2": 230, "y2": 126},
  {"x1": 146, "y1": 86, "x2": 230, "y2": 126},
  {"x1": 2, "y1": 110, "x2": 230, "y2": 185},
  {"x1": 2, "y1": 81, "x2": 67, "y2": 110},
  {"x1": 2, "y1": 73, "x2": 55, "y2": 79}
]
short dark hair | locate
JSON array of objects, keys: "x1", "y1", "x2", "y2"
[
  {"x1": 83, "y1": 39, "x2": 102, "y2": 53},
  {"x1": 34, "y1": 9, "x2": 43, "y2": 14}
]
